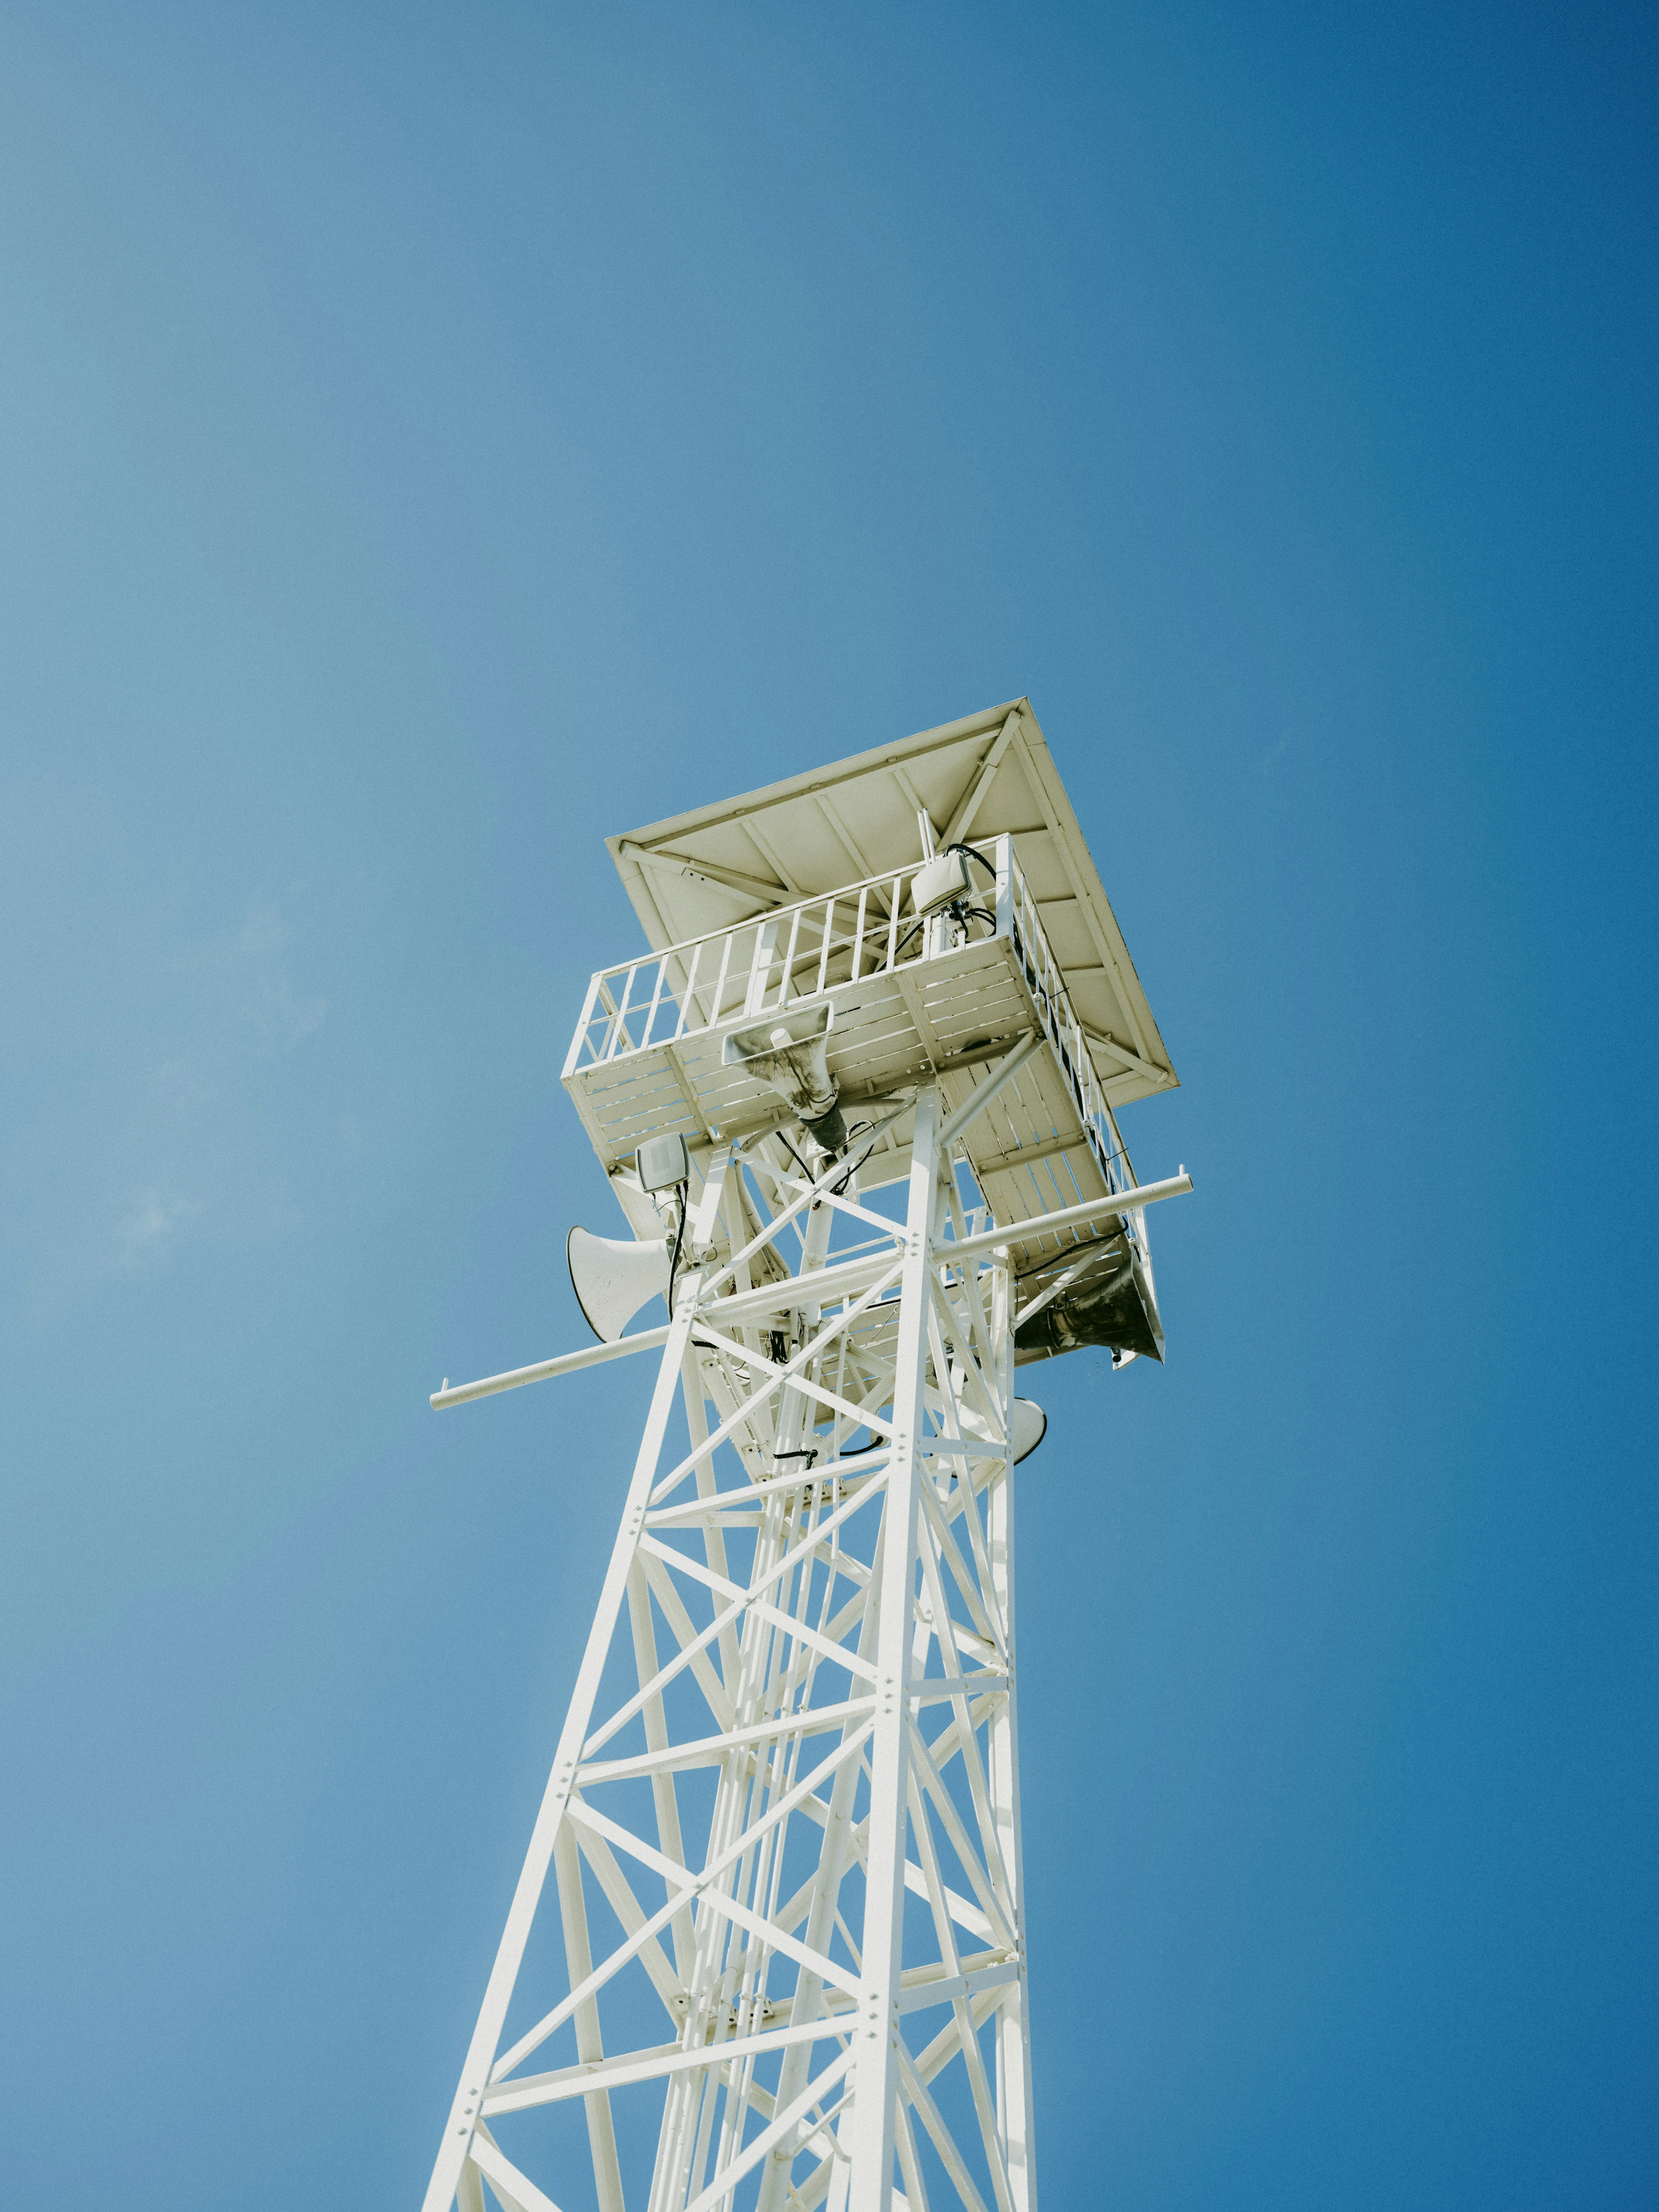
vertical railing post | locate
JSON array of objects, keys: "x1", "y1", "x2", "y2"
[
  {"x1": 593, "y1": 977, "x2": 624, "y2": 1063},
  {"x1": 777, "y1": 904, "x2": 804, "y2": 1009},
  {"x1": 708, "y1": 924, "x2": 737, "y2": 1034},
  {"x1": 816, "y1": 896, "x2": 836, "y2": 995},
  {"x1": 672, "y1": 939, "x2": 704, "y2": 1042},
  {"x1": 642, "y1": 956, "x2": 670, "y2": 1048},
  {"x1": 994, "y1": 835, "x2": 1013, "y2": 946},
  {"x1": 563, "y1": 970, "x2": 605, "y2": 1080},
  {"x1": 1105, "y1": 1101, "x2": 1134, "y2": 1196},
  {"x1": 609, "y1": 963, "x2": 641, "y2": 1060},
  {"x1": 745, "y1": 920, "x2": 780, "y2": 1016}
]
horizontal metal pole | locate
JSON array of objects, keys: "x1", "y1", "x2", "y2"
[
  {"x1": 714, "y1": 1249, "x2": 902, "y2": 1329},
  {"x1": 427, "y1": 1256, "x2": 890, "y2": 1411},
  {"x1": 945, "y1": 1167, "x2": 1194, "y2": 1261},
  {"x1": 709, "y1": 1169, "x2": 1192, "y2": 1320},
  {"x1": 431, "y1": 1324, "x2": 673, "y2": 1409},
  {"x1": 483, "y1": 2015, "x2": 855, "y2": 2118},
  {"x1": 431, "y1": 1168, "x2": 1193, "y2": 1410}
]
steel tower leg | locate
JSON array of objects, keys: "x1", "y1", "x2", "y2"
[{"x1": 423, "y1": 1084, "x2": 1036, "y2": 2212}]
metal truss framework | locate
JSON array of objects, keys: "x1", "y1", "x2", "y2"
[{"x1": 424, "y1": 1082, "x2": 1046, "y2": 2212}]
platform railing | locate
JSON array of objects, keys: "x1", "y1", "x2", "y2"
[{"x1": 565, "y1": 836, "x2": 1137, "y2": 1198}]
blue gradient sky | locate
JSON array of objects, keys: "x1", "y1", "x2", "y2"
[{"x1": 2, "y1": 5, "x2": 1655, "y2": 2206}]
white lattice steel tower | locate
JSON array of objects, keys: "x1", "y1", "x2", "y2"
[{"x1": 422, "y1": 701, "x2": 1190, "y2": 2212}]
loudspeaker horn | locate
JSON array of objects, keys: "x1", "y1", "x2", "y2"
[
  {"x1": 567, "y1": 1227, "x2": 671, "y2": 1343},
  {"x1": 721, "y1": 1003, "x2": 847, "y2": 1155},
  {"x1": 1008, "y1": 1397, "x2": 1048, "y2": 1465},
  {"x1": 955, "y1": 1388, "x2": 1048, "y2": 1465}
]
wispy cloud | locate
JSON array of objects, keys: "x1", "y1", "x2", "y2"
[
  {"x1": 113, "y1": 1185, "x2": 207, "y2": 1275},
  {"x1": 196, "y1": 905, "x2": 328, "y2": 1058},
  {"x1": 1, "y1": 789, "x2": 334, "y2": 1317}
]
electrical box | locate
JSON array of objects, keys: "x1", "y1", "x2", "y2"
[
  {"x1": 910, "y1": 848, "x2": 975, "y2": 915},
  {"x1": 636, "y1": 1132, "x2": 690, "y2": 1194}
]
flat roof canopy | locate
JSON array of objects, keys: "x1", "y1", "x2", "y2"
[{"x1": 608, "y1": 698, "x2": 1177, "y2": 1108}]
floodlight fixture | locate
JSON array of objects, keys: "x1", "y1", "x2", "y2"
[{"x1": 636, "y1": 1130, "x2": 690, "y2": 1194}]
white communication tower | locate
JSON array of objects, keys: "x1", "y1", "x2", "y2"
[{"x1": 422, "y1": 700, "x2": 1190, "y2": 2212}]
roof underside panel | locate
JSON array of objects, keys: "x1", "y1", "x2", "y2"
[{"x1": 607, "y1": 699, "x2": 1177, "y2": 1103}]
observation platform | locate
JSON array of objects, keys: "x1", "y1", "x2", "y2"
[{"x1": 563, "y1": 699, "x2": 1179, "y2": 1361}]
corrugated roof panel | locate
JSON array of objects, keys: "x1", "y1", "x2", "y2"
[{"x1": 606, "y1": 699, "x2": 1177, "y2": 1103}]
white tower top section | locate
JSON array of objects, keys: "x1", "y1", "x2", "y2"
[
  {"x1": 606, "y1": 698, "x2": 1177, "y2": 1107},
  {"x1": 559, "y1": 695, "x2": 1178, "y2": 1366}
]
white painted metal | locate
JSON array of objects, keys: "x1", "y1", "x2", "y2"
[
  {"x1": 425, "y1": 1088, "x2": 1063, "y2": 2212},
  {"x1": 430, "y1": 1322, "x2": 676, "y2": 1410},
  {"x1": 430, "y1": 1170, "x2": 1193, "y2": 1415},
  {"x1": 562, "y1": 831, "x2": 1167, "y2": 1341},
  {"x1": 423, "y1": 707, "x2": 1188, "y2": 2209},
  {"x1": 605, "y1": 700, "x2": 1178, "y2": 1109}
]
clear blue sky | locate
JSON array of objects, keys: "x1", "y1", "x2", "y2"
[{"x1": 3, "y1": 4, "x2": 1655, "y2": 2205}]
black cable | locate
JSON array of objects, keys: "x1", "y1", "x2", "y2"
[
  {"x1": 896, "y1": 899, "x2": 996, "y2": 965},
  {"x1": 945, "y1": 839, "x2": 995, "y2": 876},
  {"x1": 765, "y1": 1119, "x2": 883, "y2": 1219},
  {"x1": 666, "y1": 1179, "x2": 688, "y2": 1313},
  {"x1": 1014, "y1": 1239, "x2": 1112, "y2": 1284},
  {"x1": 775, "y1": 1130, "x2": 814, "y2": 1182},
  {"x1": 831, "y1": 1123, "x2": 873, "y2": 1196},
  {"x1": 781, "y1": 1119, "x2": 877, "y2": 1197}
]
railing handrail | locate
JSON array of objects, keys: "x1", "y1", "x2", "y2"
[
  {"x1": 594, "y1": 862, "x2": 912, "y2": 975},
  {"x1": 567, "y1": 835, "x2": 1138, "y2": 1209}
]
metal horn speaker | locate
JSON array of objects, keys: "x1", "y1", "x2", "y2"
[
  {"x1": 721, "y1": 1001, "x2": 846, "y2": 1155},
  {"x1": 566, "y1": 1227, "x2": 671, "y2": 1344},
  {"x1": 955, "y1": 1380, "x2": 1049, "y2": 1466},
  {"x1": 1008, "y1": 1397, "x2": 1048, "y2": 1465}
]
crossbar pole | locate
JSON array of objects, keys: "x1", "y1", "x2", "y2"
[
  {"x1": 431, "y1": 1326, "x2": 673, "y2": 1408},
  {"x1": 430, "y1": 1172, "x2": 1194, "y2": 1411},
  {"x1": 937, "y1": 1031, "x2": 1042, "y2": 1150},
  {"x1": 946, "y1": 1168, "x2": 1193, "y2": 1263}
]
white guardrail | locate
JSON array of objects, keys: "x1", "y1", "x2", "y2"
[{"x1": 564, "y1": 835, "x2": 1135, "y2": 1200}]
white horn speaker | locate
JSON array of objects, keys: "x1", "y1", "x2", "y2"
[
  {"x1": 1008, "y1": 1397, "x2": 1048, "y2": 1465},
  {"x1": 721, "y1": 1002, "x2": 847, "y2": 1155},
  {"x1": 567, "y1": 1227, "x2": 671, "y2": 1343},
  {"x1": 957, "y1": 1389, "x2": 1048, "y2": 1465}
]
